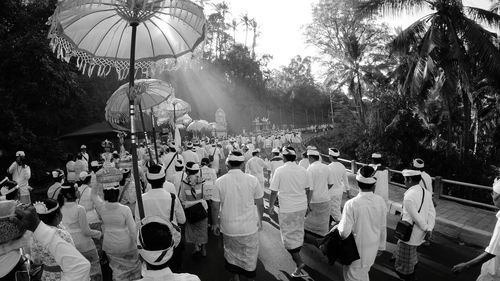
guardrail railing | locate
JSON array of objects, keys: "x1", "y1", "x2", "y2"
[{"x1": 312, "y1": 153, "x2": 497, "y2": 210}]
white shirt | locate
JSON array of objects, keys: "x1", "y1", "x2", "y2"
[
  {"x1": 307, "y1": 161, "x2": 334, "y2": 204},
  {"x1": 401, "y1": 184, "x2": 436, "y2": 246},
  {"x1": 270, "y1": 162, "x2": 311, "y2": 213},
  {"x1": 201, "y1": 166, "x2": 217, "y2": 200},
  {"x1": 172, "y1": 171, "x2": 184, "y2": 195},
  {"x1": 34, "y1": 222, "x2": 90, "y2": 281},
  {"x1": 77, "y1": 185, "x2": 100, "y2": 224},
  {"x1": 136, "y1": 188, "x2": 186, "y2": 225},
  {"x1": 136, "y1": 266, "x2": 200, "y2": 281},
  {"x1": 298, "y1": 159, "x2": 309, "y2": 169},
  {"x1": 161, "y1": 152, "x2": 183, "y2": 181},
  {"x1": 270, "y1": 158, "x2": 284, "y2": 178},
  {"x1": 213, "y1": 170, "x2": 264, "y2": 236},
  {"x1": 7, "y1": 162, "x2": 31, "y2": 195},
  {"x1": 338, "y1": 192, "x2": 387, "y2": 267},
  {"x1": 370, "y1": 164, "x2": 389, "y2": 204},
  {"x1": 328, "y1": 161, "x2": 349, "y2": 194},
  {"x1": 181, "y1": 150, "x2": 200, "y2": 164},
  {"x1": 245, "y1": 156, "x2": 268, "y2": 185},
  {"x1": 480, "y1": 211, "x2": 500, "y2": 278}
]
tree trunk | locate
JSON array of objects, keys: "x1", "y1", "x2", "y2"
[
  {"x1": 355, "y1": 72, "x2": 366, "y2": 126},
  {"x1": 461, "y1": 86, "x2": 473, "y2": 158}
]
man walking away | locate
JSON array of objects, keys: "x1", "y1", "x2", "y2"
[
  {"x1": 338, "y1": 165, "x2": 387, "y2": 281},
  {"x1": 305, "y1": 149, "x2": 334, "y2": 237},
  {"x1": 268, "y1": 146, "x2": 312, "y2": 278},
  {"x1": 327, "y1": 148, "x2": 350, "y2": 226},
  {"x1": 395, "y1": 169, "x2": 435, "y2": 281},
  {"x1": 369, "y1": 153, "x2": 389, "y2": 205},
  {"x1": 212, "y1": 151, "x2": 264, "y2": 281}
]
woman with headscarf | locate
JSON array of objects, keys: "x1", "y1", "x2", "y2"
[
  {"x1": 47, "y1": 169, "x2": 65, "y2": 200},
  {"x1": 65, "y1": 154, "x2": 76, "y2": 183},
  {"x1": 179, "y1": 161, "x2": 208, "y2": 257},
  {"x1": 59, "y1": 182, "x2": 102, "y2": 281},
  {"x1": 90, "y1": 179, "x2": 141, "y2": 281},
  {"x1": 32, "y1": 199, "x2": 75, "y2": 281}
]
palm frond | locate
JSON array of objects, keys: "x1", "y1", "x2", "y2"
[
  {"x1": 357, "y1": 0, "x2": 432, "y2": 18},
  {"x1": 390, "y1": 14, "x2": 434, "y2": 54},
  {"x1": 461, "y1": 17, "x2": 500, "y2": 79},
  {"x1": 465, "y1": 6, "x2": 500, "y2": 31}
]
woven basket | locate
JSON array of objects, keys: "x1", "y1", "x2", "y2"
[
  {"x1": 0, "y1": 201, "x2": 25, "y2": 244},
  {"x1": 96, "y1": 167, "x2": 123, "y2": 184}
]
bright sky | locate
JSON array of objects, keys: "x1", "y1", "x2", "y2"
[{"x1": 207, "y1": 0, "x2": 494, "y2": 77}]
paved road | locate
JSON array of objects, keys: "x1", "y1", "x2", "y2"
[{"x1": 179, "y1": 191, "x2": 484, "y2": 281}]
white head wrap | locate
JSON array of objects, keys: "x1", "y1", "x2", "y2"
[
  {"x1": 402, "y1": 169, "x2": 422, "y2": 177},
  {"x1": 227, "y1": 154, "x2": 245, "y2": 162},
  {"x1": 493, "y1": 177, "x2": 500, "y2": 194},
  {"x1": 137, "y1": 216, "x2": 181, "y2": 266},
  {"x1": 79, "y1": 171, "x2": 90, "y2": 180},
  {"x1": 356, "y1": 167, "x2": 377, "y2": 185},
  {"x1": 271, "y1": 148, "x2": 280, "y2": 153},
  {"x1": 16, "y1": 151, "x2": 25, "y2": 157},
  {"x1": 307, "y1": 150, "x2": 320, "y2": 156},
  {"x1": 281, "y1": 147, "x2": 296, "y2": 156},
  {"x1": 147, "y1": 166, "x2": 166, "y2": 180},
  {"x1": 328, "y1": 148, "x2": 340, "y2": 157},
  {"x1": 371, "y1": 153, "x2": 382, "y2": 159},
  {"x1": 186, "y1": 163, "x2": 200, "y2": 171},
  {"x1": 102, "y1": 183, "x2": 120, "y2": 190},
  {"x1": 413, "y1": 158, "x2": 424, "y2": 169}
]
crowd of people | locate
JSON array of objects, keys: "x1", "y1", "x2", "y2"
[{"x1": 1, "y1": 128, "x2": 500, "y2": 281}]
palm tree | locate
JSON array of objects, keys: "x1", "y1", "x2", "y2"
[
  {"x1": 240, "y1": 13, "x2": 250, "y2": 47},
  {"x1": 358, "y1": 0, "x2": 500, "y2": 155},
  {"x1": 250, "y1": 18, "x2": 259, "y2": 58},
  {"x1": 228, "y1": 19, "x2": 239, "y2": 43}
]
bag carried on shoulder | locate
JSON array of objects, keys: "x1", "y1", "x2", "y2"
[
  {"x1": 208, "y1": 148, "x2": 216, "y2": 162},
  {"x1": 394, "y1": 186, "x2": 426, "y2": 242},
  {"x1": 184, "y1": 175, "x2": 207, "y2": 223}
]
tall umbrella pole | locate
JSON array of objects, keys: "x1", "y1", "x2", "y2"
[
  {"x1": 138, "y1": 102, "x2": 153, "y2": 162},
  {"x1": 128, "y1": 22, "x2": 145, "y2": 220},
  {"x1": 151, "y1": 112, "x2": 159, "y2": 163}
]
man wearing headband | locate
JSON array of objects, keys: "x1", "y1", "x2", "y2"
[
  {"x1": 7, "y1": 150, "x2": 32, "y2": 204},
  {"x1": 412, "y1": 158, "x2": 433, "y2": 193},
  {"x1": 305, "y1": 148, "x2": 334, "y2": 237},
  {"x1": 245, "y1": 149, "x2": 268, "y2": 190},
  {"x1": 369, "y1": 153, "x2": 389, "y2": 205},
  {"x1": 453, "y1": 177, "x2": 500, "y2": 280},
  {"x1": 8, "y1": 205, "x2": 91, "y2": 281},
  {"x1": 212, "y1": 151, "x2": 264, "y2": 281},
  {"x1": 269, "y1": 146, "x2": 312, "y2": 278},
  {"x1": 0, "y1": 178, "x2": 20, "y2": 201},
  {"x1": 137, "y1": 164, "x2": 186, "y2": 272},
  {"x1": 338, "y1": 166, "x2": 387, "y2": 281},
  {"x1": 182, "y1": 142, "x2": 200, "y2": 165},
  {"x1": 269, "y1": 148, "x2": 284, "y2": 180},
  {"x1": 136, "y1": 216, "x2": 200, "y2": 280},
  {"x1": 395, "y1": 169, "x2": 435, "y2": 281},
  {"x1": 327, "y1": 148, "x2": 350, "y2": 225}
]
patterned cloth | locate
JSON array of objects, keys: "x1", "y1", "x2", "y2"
[
  {"x1": 81, "y1": 248, "x2": 102, "y2": 281},
  {"x1": 278, "y1": 210, "x2": 306, "y2": 250},
  {"x1": 395, "y1": 240, "x2": 418, "y2": 275},
  {"x1": 31, "y1": 226, "x2": 74, "y2": 281},
  {"x1": 185, "y1": 218, "x2": 208, "y2": 244},
  {"x1": 305, "y1": 201, "x2": 331, "y2": 237},
  {"x1": 107, "y1": 250, "x2": 141, "y2": 281},
  {"x1": 223, "y1": 232, "x2": 260, "y2": 276}
]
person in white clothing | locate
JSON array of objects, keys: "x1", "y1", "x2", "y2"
[
  {"x1": 212, "y1": 151, "x2": 264, "y2": 281},
  {"x1": 80, "y1": 145, "x2": 90, "y2": 170},
  {"x1": 269, "y1": 146, "x2": 312, "y2": 278},
  {"x1": 208, "y1": 143, "x2": 223, "y2": 175},
  {"x1": 135, "y1": 216, "x2": 200, "y2": 281},
  {"x1": 172, "y1": 159, "x2": 185, "y2": 195},
  {"x1": 298, "y1": 151, "x2": 309, "y2": 169},
  {"x1": 453, "y1": 177, "x2": 500, "y2": 280},
  {"x1": 305, "y1": 149, "x2": 334, "y2": 237},
  {"x1": 161, "y1": 144, "x2": 183, "y2": 183},
  {"x1": 369, "y1": 153, "x2": 389, "y2": 205},
  {"x1": 11, "y1": 205, "x2": 91, "y2": 281},
  {"x1": 7, "y1": 151, "x2": 32, "y2": 204},
  {"x1": 327, "y1": 148, "x2": 350, "y2": 224},
  {"x1": 338, "y1": 166, "x2": 387, "y2": 281},
  {"x1": 137, "y1": 164, "x2": 186, "y2": 272},
  {"x1": 47, "y1": 169, "x2": 65, "y2": 200},
  {"x1": 395, "y1": 169, "x2": 435, "y2": 281},
  {"x1": 412, "y1": 158, "x2": 433, "y2": 194},
  {"x1": 245, "y1": 149, "x2": 268, "y2": 190},
  {"x1": 269, "y1": 148, "x2": 284, "y2": 180},
  {"x1": 182, "y1": 143, "x2": 200, "y2": 164}
]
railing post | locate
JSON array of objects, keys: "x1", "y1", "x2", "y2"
[
  {"x1": 434, "y1": 176, "x2": 442, "y2": 199},
  {"x1": 351, "y1": 160, "x2": 357, "y2": 174}
]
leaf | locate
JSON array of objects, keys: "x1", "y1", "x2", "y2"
[
  {"x1": 390, "y1": 13, "x2": 434, "y2": 54},
  {"x1": 465, "y1": 6, "x2": 500, "y2": 31}
]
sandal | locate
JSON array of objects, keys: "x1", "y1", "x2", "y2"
[{"x1": 291, "y1": 271, "x2": 308, "y2": 278}]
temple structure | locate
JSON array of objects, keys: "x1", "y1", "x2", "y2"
[
  {"x1": 252, "y1": 117, "x2": 271, "y2": 132},
  {"x1": 213, "y1": 108, "x2": 227, "y2": 137}
]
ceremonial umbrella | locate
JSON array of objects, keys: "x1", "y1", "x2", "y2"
[
  {"x1": 187, "y1": 120, "x2": 211, "y2": 132},
  {"x1": 155, "y1": 98, "x2": 191, "y2": 124},
  {"x1": 105, "y1": 78, "x2": 175, "y2": 162},
  {"x1": 48, "y1": 0, "x2": 206, "y2": 219}
]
